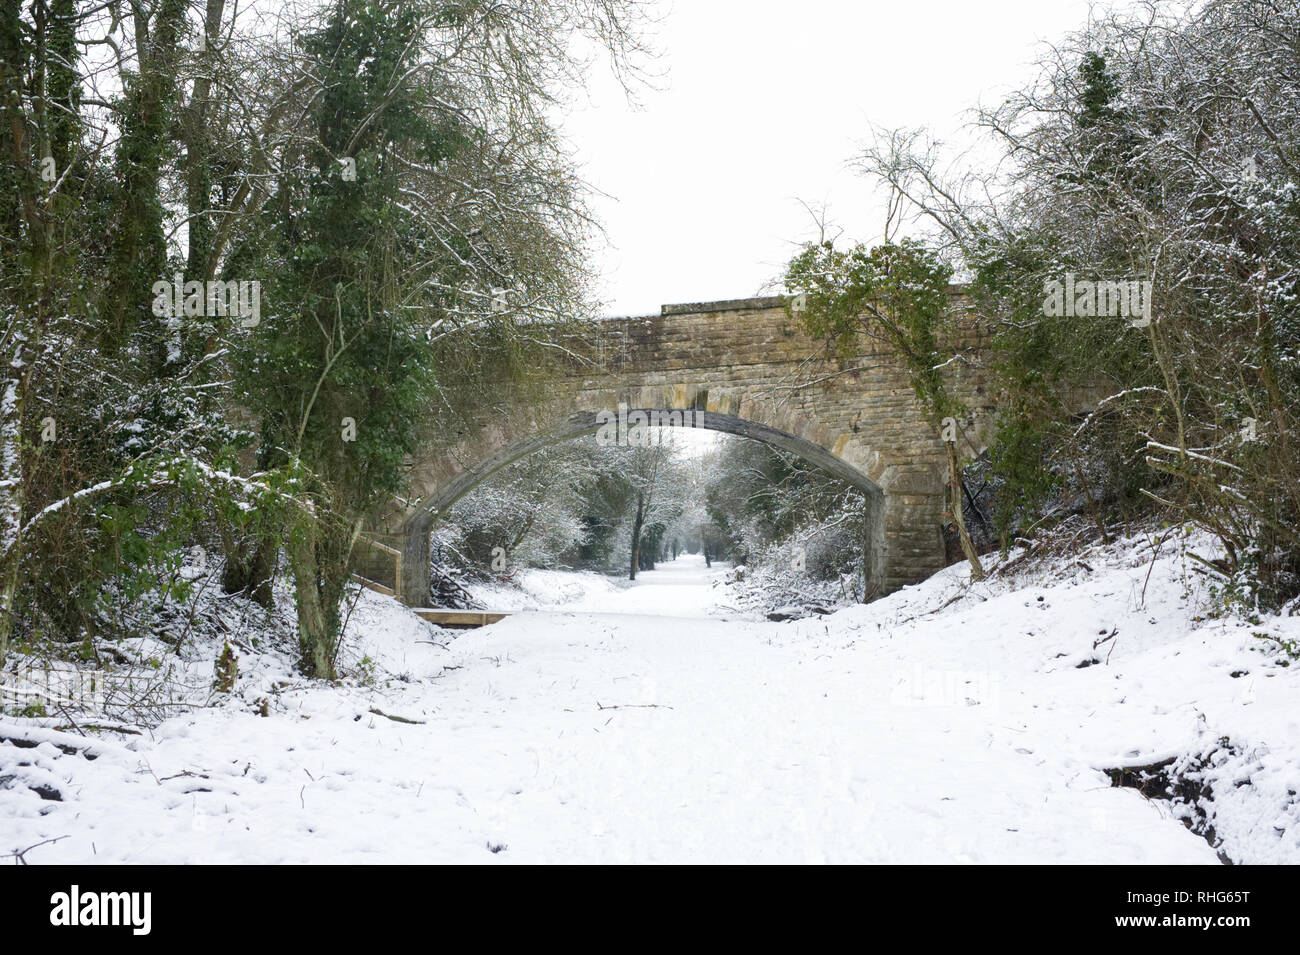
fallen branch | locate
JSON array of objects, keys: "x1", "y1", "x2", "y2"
[
  {"x1": 897, "y1": 588, "x2": 986, "y2": 625},
  {"x1": 596, "y1": 702, "x2": 673, "y2": 711},
  {"x1": 368, "y1": 707, "x2": 425, "y2": 724},
  {"x1": 54, "y1": 723, "x2": 142, "y2": 736},
  {"x1": 0, "y1": 725, "x2": 113, "y2": 760},
  {"x1": 2, "y1": 835, "x2": 68, "y2": 865}
]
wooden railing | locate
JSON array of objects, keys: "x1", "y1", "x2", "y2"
[{"x1": 352, "y1": 539, "x2": 506, "y2": 628}]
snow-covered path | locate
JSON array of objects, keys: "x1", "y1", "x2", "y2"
[
  {"x1": 460, "y1": 552, "x2": 747, "y2": 618},
  {"x1": 395, "y1": 562, "x2": 1219, "y2": 864},
  {"x1": 581, "y1": 553, "x2": 732, "y2": 616},
  {"x1": 412, "y1": 615, "x2": 1213, "y2": 863},
  {"x1": 11, "y1": 544, "x2": 1287, "y2": 864}
]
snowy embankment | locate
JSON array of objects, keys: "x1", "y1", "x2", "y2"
[{"x1": 1, "y1": 541, "x2": 1297, "y2": 864}]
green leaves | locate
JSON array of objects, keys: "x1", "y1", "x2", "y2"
[{"x1": 783, "y1": 238, "x2": 958, "y2": 419}]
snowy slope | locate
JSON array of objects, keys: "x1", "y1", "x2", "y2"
[{"x1": 1, "y1": 539, "x2": 1296, "y2": 864}]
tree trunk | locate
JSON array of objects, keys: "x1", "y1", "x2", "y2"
[
  {"x1": 181, "y1": 0, "x2": 228, "y2": 365},
  {"x1": 0, "y1": 377, "x2": 23, "y2": 664},
  {"x1": 287, "y1": 525, "x2": 344, "y2": 679},
  {"x1": 0, "y1": 0, "x2": 54, "y2": 663},
  {"x1": 99, "y1": 0, "x2": 186, "y2": 357},
  {"x1": 947, "y1": 440, "x2": 984, "y2": 581},
  {"x1": 221, "y1": 537, "x2": 277, "y2": 609},
  {"x1": 628, "y1": 493, "x2": 644, "y2": 580}
]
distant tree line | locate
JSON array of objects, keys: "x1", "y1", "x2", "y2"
[{"x1": 439, "y1": 431, "x2": 871, "y2": 613}]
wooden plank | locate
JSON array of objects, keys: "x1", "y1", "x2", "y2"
[
  {"x1": 360, "y1": 539, "x2": 402, "y2": 558},
  {"x1": 356, "y1": 538, "x2": 402, "y2": 602},
  {"x1": 351, "y1": 570, "x2": 505, "y2": 628},
  {"x1": 411, "y1": 609, "x2": 508, "y2": 628},
  {"x1": 351, "y1": 574, "x2": 396, "y2": 597}
]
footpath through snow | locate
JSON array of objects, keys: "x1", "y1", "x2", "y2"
[
  {"x1": 2, "y1": 542, "x2": 1298, "y2": 864},
  {"x1": 459, "y1": 556, "x2": 747, "y2": 618}
]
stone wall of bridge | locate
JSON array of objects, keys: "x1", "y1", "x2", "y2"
[{"x1": 359, "y1": 291, "x2": 998, "y2": 607}]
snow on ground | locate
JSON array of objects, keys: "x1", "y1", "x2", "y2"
[
  {"x1": 2, "y1": 540, "x2": 1297, "y2": 864},
  {"x1": 463, "y1": 556, "x2": 747, "y2": 618}
]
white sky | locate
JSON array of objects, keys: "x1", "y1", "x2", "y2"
[{"x1": 563, "y1": 0, "x2": 1107, "y2": 316}]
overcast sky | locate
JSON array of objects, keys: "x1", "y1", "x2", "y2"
[{"x1": 563, "y1": 0, "x2": 1107, "y2": 316}]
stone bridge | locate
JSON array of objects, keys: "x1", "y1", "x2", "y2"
[{"x1": 361, "y1": 290, "x2": 997, "y2": 606}]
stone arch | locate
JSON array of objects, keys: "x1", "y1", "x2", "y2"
[
  {"x1": 425, "y1": 409, "x2": 883, "y2": 517},
  {"x1": 357, "y1": 294, "x2": 981, "y2": 606},
  {"x1": 364, "y1": 407, "x2": 906, "y2": 607},
  {"x1": 361, "y1": 407, "x2": 909, "y2": 605}
]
